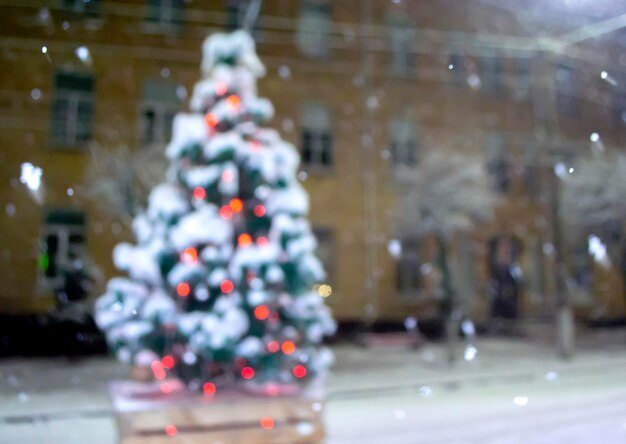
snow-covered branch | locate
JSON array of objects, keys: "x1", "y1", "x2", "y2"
[{"x1": 396, "y1": 150, "x2": 499, "y2": 239}]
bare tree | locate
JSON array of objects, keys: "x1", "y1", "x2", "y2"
[
  {"x1": 85, "y1": 144, "x2": 167, "y2": 227},
  {"x1": 560, "y1": 151, "x2": 626, "y2": 308},
  {"x1": 396, "y1": 150, "x2": 499, "y2": 363}
]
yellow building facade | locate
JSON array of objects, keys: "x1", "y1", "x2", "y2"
[{"x1": 0, "y1": 0, "x2": 624, "y2": 324}]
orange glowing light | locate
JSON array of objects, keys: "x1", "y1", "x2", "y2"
[
  {"x1": 220, "y1": 280, "x2": 234, "y2": 294},
  {"x1": 238, "y1": 233, "x2": 252, "y2": 247},
  {"x1": 281, "y1": 341, "x2": 296, "y2": 355},
  {"x1": 254, "y1": 305, "x2": 270, "y2": 320},
  {"x1": 260, "y1": 417, "x2": 274, "y2": 430},
  {"x1": 219, "y1": 205, "x2": 233, "y2": 219},
  {"x1": 181, "y1": 247, "x2": 198, "y2": 264},
  {"x1": 253, "y1": 205, "x2": 266, "y2": 217},
  {"x1": 229, "y1": 198, "x2": 243, "y2": 213},
  {"x1": 204, "y1": 112, "x2": 218, "y2": 128},
  {"x1": 176, "y1": 282, "x2": 190, "y2": 297},
  {"x1": 241, "y1": 366, "x2": 254, "y2": 379},
  {"x1": 256, "y1": 236, "x2": 268, "y2": 246},
  {"x1": 267, "y1": 341, "x2": 279, "y2": 353},
  {"x1": 226, "y1": 95, "x2": 241, "y2": 110},
  {"x1": 293, "y1": 365, "x2": 307, "y2": 378},
  {"x1": 162, "y1": 355, "x2": 175, "y2": 369},
  {"x1": 203, "y1": 382, "x2": 216, "y2": 396}
]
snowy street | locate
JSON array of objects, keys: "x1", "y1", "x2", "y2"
[{"x1": 1, "y1": 329, "x2": 625, "y2": 443}]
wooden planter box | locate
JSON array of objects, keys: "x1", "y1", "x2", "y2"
[{"x1": 110, "y1": 380, "x2": 325, "y2": 444}]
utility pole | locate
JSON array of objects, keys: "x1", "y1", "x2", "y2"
[{"x1": 532, "y1": 53, "x2": 575, "y2": 358}]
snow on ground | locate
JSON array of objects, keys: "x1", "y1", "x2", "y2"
[{"x1": 0, "y1": 330, "x2": 625, "y2": 443}]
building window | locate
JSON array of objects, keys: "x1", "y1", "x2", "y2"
[
  {"x1": 296, "y1": 0, "x2": 331, "y2": 59},
  {"x1": 555, "y1": 64, "x2": 579, "y2": 116},
  {"x1": 146, "y1": 0, "x2": 184, "y2": 27},
  {"x1": 485, "y1": 132, "x2": 510, "y2": 193},
  {"x1": 63, "y1": 0, "x2": 100, "y2": 15},
  {"x1": 41, "y1": 209, "x2": 86, "y2": 291},
  {"x1": 313, "y1": 227, "x2": 335, "y2": 288},
  {"x1": 397, "y1": 239, "x2": 422, "y2": 297},
  {"x1": 51, "y1": 72, "x2": 94, "y2": 147},
  {"x1": 300, "y1": 103, "x2": 332, "y2": 167},
  {"x1": 480, "y1": 52, "x2": 503, "y2": 95},
  {"x1": 389, "y1": 21, "x2": 416, "y2": 76},
  {"x1": 389, "y1": 117, "x2": 418, "y2": 166},
  {"x1": 139, "y1": 80, "x2": 182, "y2": 147}
]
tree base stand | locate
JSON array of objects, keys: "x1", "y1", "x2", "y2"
[{"x1": 109, "y1": 380, "x2": 325, "y2": 443}]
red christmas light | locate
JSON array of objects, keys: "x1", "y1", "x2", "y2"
[
  {"x1": 260, "y1": 417, "x2": 274, "y2": 430},
  {"x1": 215, "y1": 82, "x2": 228, "y2": 96},
  {"x1": 229, "y1": 198, "x2": 243, "y2": 213},
  {"x1": 226, "y1": 94, "x2": 241, "y2": 110},
  {"x1": 203, "y1": 382, "x2": 216, "y2": 396},
  {"x1": 204, "y1": 112, "x2": 218, "y2": 128},
  {"x1": 160, "y1": 382, "x2": 173, "y2": 394},
  {"x1": 256, "y1": 236, "x2": 269, "y2": 246},
  {"x1": 241, "y1": 366, "x2": 255, "y2": 379},
  {"x1": 253, "y1": 205, "x2": 266, "y2": 217},
  {"x1": 281, "y1": 341, "x2": 296, "y2": 355},
  {"x1": 193, "y1": 187, "x2": 206, "y2": 200},
  {"x1": 220, "y1": 280, "x2": 234, "y2": 294},
  {"x1": 151, "y1": 361, "x2": 166, "y2": 380},
  {"x1": 219, "y1": 205, "x2": 233, "y2": 219},
  {"x1": 176, "y1": 282, "x2": 190, "y2": 297},
  {"x1": 267, "y1": 341, "x2": 279, "y2": 353},
  {"x1": 293, "y1": 365, "x2": 307, "y2": 378},
  {"x1": 181, "y1": 247, "x2": 198, "y2": 264},
  {"x1": 238, "y1": 233, "x2": 252, "y2": 247},
  {"x1": 254, "y1": 305, "x2": 270, "y2": 320},
  {"x1": 165, "y1": 425, "x2": 177, "y2": 436},
  {"x1": 162, "y1": 355, "x2": 175, "y2": 369},
  {"x1": 250, "y1": 140, "x2": 262, "y2": 151}
]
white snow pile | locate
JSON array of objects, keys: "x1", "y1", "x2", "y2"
[
  {"x1": 298, "y1": 254, "x2": 327, "y2": 284},
  {"x1": 228, "y1": 243, "x2": 281, "y2": 282},
  {"x1": 204, "y1": 131, "x2": 246, "y2": 161},
  {"x1": 140, "y1": 289, "x2": 177, "y2": 322},
  {"x1": 113, "y1": 242, "x2": 162, "y2": 285},
  {"x1": 184, "y1": 165, "x2": 221, "y2": 188},
  {"x1": 167, "y1": 262, "x2": 205, "y2": 286},
  {"x1": 95, "y1": 278, "x2": 148, "y2": 329},
  {"x1": 285, "y1": 292, "x2": 336, "y2": 339},
  {"x1": 266, "y1": 185, "x2": 309, "y2": 216},
  {"x1": 147, "y1": 183, "x2": 189, "y2": 221},
  {"x1": 236, "y1": 336, "x2": 264, "y2": 358},
  {"x1": 201, "y1": 30, "x2": 265, "y2": 77},
  {"x1": 169, "y1": 205, "x2": 232, "y2": 251},
  {"x1": 166, "y1": 113, "x2": 207, "y2": 159}
]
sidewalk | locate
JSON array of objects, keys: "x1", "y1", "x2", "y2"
[{"x1": 0, "y1": 328, "x2": 625, "y2": 443}]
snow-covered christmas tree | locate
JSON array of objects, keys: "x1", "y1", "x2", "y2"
[{"x1": 95, "y1": 31, "x2": 335, "y2": 390}]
